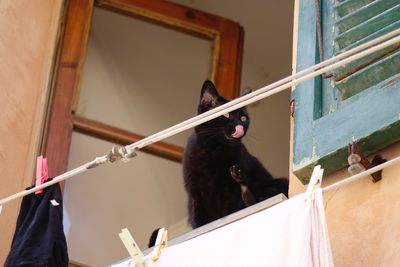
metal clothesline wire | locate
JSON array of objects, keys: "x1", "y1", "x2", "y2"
[{"x1": 0, "y1": 30, "x2": 399, "y2": 208}]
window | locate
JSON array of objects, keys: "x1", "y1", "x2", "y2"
[
  {"x1": 43, "y1": 0, "x2": 244, "y2": 177},
  {"x1": 292, "y1": 0, "x2": 400, "y2": 182}
]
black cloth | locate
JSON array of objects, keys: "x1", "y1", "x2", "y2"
[{"x1": 5, "y1": 179, "x2": 68, "y2": 267}]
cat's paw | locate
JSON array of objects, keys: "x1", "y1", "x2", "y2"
[{"x1": 230, "y1": 165, "x2": 246, "y2": 183}]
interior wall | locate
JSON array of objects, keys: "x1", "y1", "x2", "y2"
[
  {"x1": 290, "y1": 136, "x2": 400, "y2": 266},
  {"x1": 75, "y1": 7, "x2": 212, "y2": 146},
  {"x1": 0, "y1": 0, "x2": 63, "y2": 264},
  {"x1": 65, "y1": 133, "x2": 188, "y2": 266},
  {"x1": 171, "y1": 0, "x2": 294, "y2": 179}
]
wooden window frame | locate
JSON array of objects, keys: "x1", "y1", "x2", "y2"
[
  {"x1": 43, "y1": 0, "x2": 244, "y2": 177},
  {"x1": 291, "y1": 0, "x2": 400, "y2": 182}
]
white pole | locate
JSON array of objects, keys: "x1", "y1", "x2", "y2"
[
  {"x1": 322, "y1": 156, "x2": 400, "y2": 192},
  {"x1": 127, "y1": 28, "x2": 400, "y2": 153},
  {"x1": 128, "y1": 34, "x2": 400, "y2": 151}
]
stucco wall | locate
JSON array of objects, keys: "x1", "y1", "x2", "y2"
[
  {"x1": 0, "y1": 0, "x2": 63, "y2": 263},
  {"x1": 290, "y1": 135, "x2": 400, "y2": 267}
]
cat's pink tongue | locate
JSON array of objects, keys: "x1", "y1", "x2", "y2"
[{"x1": 231, "y1": 125, "x2": 244, "y2": 138}]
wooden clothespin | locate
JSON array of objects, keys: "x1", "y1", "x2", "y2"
[
  {"x1": 151, "y1": 227, "x2": 168, "y2": 262},
  {"x1": 119, "y1": 228, "x2": 145, "y2": 267},
  {"x1": 35, "y1": 156, "x2": 48, "y2": 195},
  {"x1": 305, "y1": 165, "x2": 324, "y2": 201}
]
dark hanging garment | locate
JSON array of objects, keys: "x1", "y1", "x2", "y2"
[{"x1": 5, "y1": 179, "x2": 68, "y2": 267}]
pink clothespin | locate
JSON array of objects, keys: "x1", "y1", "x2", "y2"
[{"x1": 35, "y1": 156, "x2": 48, "y2": 195}]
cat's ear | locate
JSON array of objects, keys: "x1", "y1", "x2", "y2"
[{"x1": 200, "y1": 80, "x2": 220, "y2": 109}]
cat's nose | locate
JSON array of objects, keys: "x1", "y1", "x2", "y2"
[{"x1": 231, "y1": 125, "x2": 244, "y2": 138}]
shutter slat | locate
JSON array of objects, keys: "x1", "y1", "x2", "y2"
[
  {"x1": 335, "y1": 20, "x2": 400, "y2": 55},
  {"x1": 332, "y1": 0, "x2": 400, "y2": 99},
  {"x1": 335, "y1": 50, "x2": 400, "y2": 99},
  {"x1": 335, "y1": 4, "x2": 400, "y2": 50},
  {"x1": 334, "y1": 0, "x2": 374, "y2": 17},
  {"x1": 335, "y1": 0, "x2": 399, "y2": 33},
  {"x1": 335, "y1": 44, "x2": 399, "y2": 77}
]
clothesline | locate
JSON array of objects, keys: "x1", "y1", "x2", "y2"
[
  {"x1": 322, "y1": 155, "x2": 400, "y2": 192},
  {"x1": 128, "y1": 29, "x2": 400, "y2": 151},
  {"x1": 0, "y1": 29, "x2": 399, "y2": 208}
]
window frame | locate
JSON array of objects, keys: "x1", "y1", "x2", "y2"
[{"x1": 43, "y1": 0, "x2": 244, "y2": 177}]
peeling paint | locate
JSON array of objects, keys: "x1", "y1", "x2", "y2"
[
  {"x1": 381, "y1": 73, "x2": 400, "y2": 89},
  {"x1": 293, "y1": 154, "x2": 318, "y2": 170},
  {"x1": 312, "y1": 136, "x2": 317, "y2": 158}
]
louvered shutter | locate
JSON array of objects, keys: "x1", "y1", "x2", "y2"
[{"x1": 292, "y1": 0, "x2": 400, "y2": 182}]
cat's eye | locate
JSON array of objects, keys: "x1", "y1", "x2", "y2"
[
  {"x1": 223, "y1": 113, "x2": 230, "y2": 118},
  {"x1": 241, "y1": 116, "x2": 247, "y2": 122}
]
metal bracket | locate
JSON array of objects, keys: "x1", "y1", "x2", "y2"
[
  {"x1": 290, "y1": 99, "x2": 295, "y2": 118},
  {"x1": 348, "y1": 141, "x2": 386, "y2": 183}
]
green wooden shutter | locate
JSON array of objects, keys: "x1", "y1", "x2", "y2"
[{"x1": 292, "y1": 0, "x2": 400, "y2": 182}]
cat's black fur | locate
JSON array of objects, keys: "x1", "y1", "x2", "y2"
[{"x1": 183, "y1": 80, "x2": 289, "y2": 229}]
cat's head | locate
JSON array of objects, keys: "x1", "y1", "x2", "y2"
[{"x1": 195, "y1": 80, "x2": 250, "y2": 144}]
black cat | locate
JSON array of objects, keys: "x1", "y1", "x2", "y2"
[{"x1": 183, "y1": 80, "x2": 288, "y2": 229}]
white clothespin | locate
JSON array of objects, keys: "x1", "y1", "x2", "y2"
[
  {"x1": 119, "y1": 228, "x2": 145, "y2": 267},
  {"x1": 305, "y1": 165, "x2": 324, "y2": 201},
  {"x1": 151, "y1": 227, "x2": 168, "y2": 262}
]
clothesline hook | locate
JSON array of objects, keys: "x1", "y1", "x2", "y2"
[{"x1": 347, "y1": 141, "x2": 386, "y2": 183}]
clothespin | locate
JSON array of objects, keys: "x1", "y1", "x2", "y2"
[
  {"x1": 151, "y1": 227, "x2": 168, "y2": 262},
  {"x1": 35, "y1": 156, "x2": 48, "y2": 195},
  {"x1": 305, "y1": 165, "x2": 324, "y2": 201},
  {"x1": 0, "y1": 205, "x2": 2, "y2": 215},
  {"x1": 119, "y1": 228, "x2": 145, "y2": 267}
]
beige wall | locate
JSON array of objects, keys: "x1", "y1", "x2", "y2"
[
  {"x1": 290, "y1": 136, "x2": 400, "y2": 267},
  {"x1": 0, "y1": 0, "x2": 63, "y2": 264}
]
